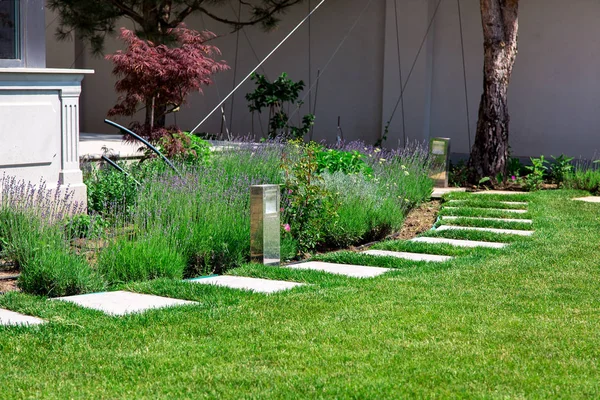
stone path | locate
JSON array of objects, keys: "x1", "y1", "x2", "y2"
[
  {"x1": 54, "y1": 291, "x2": 197, "y2": 316},
  {"x1": 436, "y1": 225, "x2": 534, "y2": 236},
  {"x1": 189, "y1": 275, "x2": 303, "y2": 294},
  {"x1": 362, "y1": 250, "x2": 452, "y2": 262},
  {"x1": 285, "y1": 261, "x2": 391, "y2": 278},
  {"x1": 0, "y1": 309, "x2": 45, "y2": 326},
  {"x1": 0, "y1": 191, "x2": 537, "y2": 327}
]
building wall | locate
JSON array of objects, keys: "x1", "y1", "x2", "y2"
[{"x1": 45, "y1": 0, "x2": 600, "y2": 159}]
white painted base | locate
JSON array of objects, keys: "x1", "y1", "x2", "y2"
[
  {"x1": 411, "y1": 237, "x2": 507, "y2": 249},
  {"x1": 285, "y1": 261, "x2": 391, "y2": 278},
  {"x1": 0, "y1": 309, "x2": 44, "y2": 326},
  {"x1": 436, "y1": 225, "x2": 534, "y2": 236},
  {"x1": 362, "y1": 250, "x2": 453, "y2": 262},
  {"x1": 54, "y1": 291, "x2": 196, "y2": 316},
  {"x1": 441, "y1": 216, "x2": 533, "y2": 224},
  {"x1": 189, "y1": 275, "x2": 303, "y2": 294}
]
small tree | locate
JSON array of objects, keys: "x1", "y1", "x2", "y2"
[{"x1": 106, "y1": 26, "x2": 229, "y2": 142}]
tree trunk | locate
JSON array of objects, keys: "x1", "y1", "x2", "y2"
[{"x1": 468, "y1": 0, "x2": 519, "y2": 184}]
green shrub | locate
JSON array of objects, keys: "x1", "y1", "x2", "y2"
[
  {"x1": 64, "y1": 214, "x2": 107, "y2": 239},
  {"x1": 523, "y1": 155, "x2": 548, "y2": 191},
  {"x1": 316, "y1": 148, "x2": 373, "y2": 176},
  {"x1": 563, "y1": 164, "x2": 600, "y2": 194},
  {"x1": 18, "y1": 246, "x2": 104, "y2": 297},
  {"x1": 549, "y1": 154, "x2": 574, "y2": 186},
  {"x1": 97, "y1": 235, "x2": 186, "y2": 285}
]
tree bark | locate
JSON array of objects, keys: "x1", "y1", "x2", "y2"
[{"x1": 468, "y1": 0, "x2": 519, "y2": 184}]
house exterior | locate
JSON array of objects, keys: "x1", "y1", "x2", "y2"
[
  {"x1": 39, "y1": 0, "x2": 600, "y2": 161},
  {"x1": 0, "y1": 0, "x2": 91, "y2": 204}
]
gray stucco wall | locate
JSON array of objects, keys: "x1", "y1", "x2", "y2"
[{"x1": 45, "y1": 0, "x2": 600, "y2": 159}]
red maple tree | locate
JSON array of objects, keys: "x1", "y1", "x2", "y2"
[{"x1": 106, "y1": 25, "x2": 229, "y2": 142}]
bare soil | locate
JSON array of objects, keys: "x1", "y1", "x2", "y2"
[
  {"x1": 0, "y1": 269, "x2": 20, "y2": 293},
  {"x1": 390, "y1": 200, "x2": 441, "y2": 240}
]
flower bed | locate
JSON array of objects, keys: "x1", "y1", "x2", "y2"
[{"x1": 0, "y1": 141, "x2": 433, "y2": 296}]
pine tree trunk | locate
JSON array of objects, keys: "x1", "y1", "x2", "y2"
[{"x1": 468, "y1": 0, "x2": 519, "y2": 184}]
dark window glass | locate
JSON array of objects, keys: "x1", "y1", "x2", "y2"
[{"x1": 0, "y1": 0, "x2": 19, "y2": 59}]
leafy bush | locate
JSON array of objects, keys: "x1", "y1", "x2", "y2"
[
  {"x1": 246, "y1": 73, "x2": 315, "y2": 139},
  {"x1": 449, "y1": 160, "x2": 469, "y2": 187},
  {"x1": 523, "y1": 155, "x2": 548, "y2": 191},
  {"x1": 157, "y1": 131, "x2": 212, "y2": 164},
  {"x1": 65, "y1": 214, "x2": 107, "y2": 239},
  {"x1": 549, "y1": 154, "x2": 574, "y2": 186},
  {"x1": 316, "y1": 148, "x2": 373, "y2": 176}
]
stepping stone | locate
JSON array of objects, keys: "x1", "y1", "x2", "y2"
[
  {"x1": 362, "y1": 250, "x2": 453, "y2": 262},
  {"x1": 444, "y1": 206, "x2": 528, "y2": 214},
  {"x1": 573, "y1": 197, "x2": 600, "y2": 203},
  {"x1": 188, "y1": 275, "x2": 303, "y2": 294},
  {"x1": 447, "y1": 200, "x2": 527, "y2": 206},
  {"x1": 411, "y1": 237, "x2": 507, "y2": 249},
  {"x1": 474, "y1": 190, "x2": 529, "y2": 195},
  {"x1": 0, "y1": 309, "x2": 44, "y2": 326},
  {"x1": 285, "y1": 261, "x2": 391, "y2": 278},
  {"x1": 431, "y1": 187, "x2": 466, "y2": 199},
  {"x1": 436, "y1": 225, "x2": 534, "y2": 236},
  {"x1": 441, "y1": 216, "x2": 533, "y2": 224},
  {"x1": 54, "y1": 291, "x2": 196, "y2": 316}
]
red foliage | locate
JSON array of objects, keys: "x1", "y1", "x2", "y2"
[{"x1": 106, "y1": 25, "x2": 229, "y2": 141}]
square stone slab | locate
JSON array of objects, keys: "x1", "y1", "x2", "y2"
[
  {"x1": 362, "y1": 250, "x2": 453, "y2": 262},
  {"x1": 54, "y1": 291, "x2": 197, "y2": 316},
  {"x1": 189, "y1": 275, "x2": 303, "y2": 294},
  {"x1": 447, "y1": 200, "x2": 528, "y2": 206},
  {"x1": 473, "y1": 190, "x2": 529, "y2": 195},
  {"x1": 411, "y1": 237, "x2": 507, "y2": 249},
  {"x1": 436, "y1": 225, "x2": 534, "y2": 236},
  {"x1": 441, "y1": 216, "x2": 533, "y2": 224},
  {"x1": 431, "y1": 187, "x2": 466, "y2": 199},
  {"x1": 0, "y1": 309, "x2": 45, "y2": 326},
  {"x1": 444, "y1": 206, "x2": 528, "y2": 214},
  {"x1": 285, "y1": 261, "x2": 391, "y2": 278},
  {"x1": 573, "y1": 197, "x2": 600, "y2": 203}
]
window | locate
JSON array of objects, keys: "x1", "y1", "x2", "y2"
[{"x1": 0, "y1": 0, "x2": 19, "y2": 60}]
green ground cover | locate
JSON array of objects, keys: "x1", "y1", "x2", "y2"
[{"x1": 0, "y1": 190, "x2": 599, "y2": 398}]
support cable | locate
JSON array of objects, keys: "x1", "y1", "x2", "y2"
[
  {"x1": 385, "y1": 0, "x2": 444, "y2": 129},
  {"x1": 286, "y1": 0, "x2": 376, "y2": 125},
  {"x1": 228, "y1": 0, "x2": 243, "y2": 133},
  {"x1": 189, "y1": 0, "x2": 327, "y2": 135},
  {"x1": 394, "y1": 0, "x2": 407, "y2": 148},
  {"x1": 457, "y1": 0, "x2": 472, "y2": 150}
]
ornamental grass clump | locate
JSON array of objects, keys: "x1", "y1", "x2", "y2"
[{"x1": 0, "y1": 175, "x2": 103, "y2": 297}]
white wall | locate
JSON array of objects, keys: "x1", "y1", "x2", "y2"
[{"x1": 45, "y1": 0, "x2": 600, "y2": 159}]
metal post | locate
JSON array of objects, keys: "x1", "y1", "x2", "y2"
[
  {"x1": 429, "y1": 137, "x2": 451, "y2": 188},
  {"x1": 250, "y1": 185, "x2": 281, "y2": 266}
]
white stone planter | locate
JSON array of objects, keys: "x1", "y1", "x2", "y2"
[{"x1": 0, "y1": 68, "x2": 93, "y2": 206}]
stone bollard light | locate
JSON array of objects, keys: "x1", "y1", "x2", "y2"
[
  {"x1": 250, "y1": 185, "x2": 281, "y2": 266},
  {"x1": 429, "y1": 137, "x2": 451, "y2": 188}
]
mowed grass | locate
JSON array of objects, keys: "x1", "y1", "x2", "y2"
[{"x1": 1, "y1": 190, "x2": 600, "y2": 397}]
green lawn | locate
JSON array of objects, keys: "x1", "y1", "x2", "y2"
[{"x1": 1, "y1": 190, "x2": 600, "y2": 398}]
